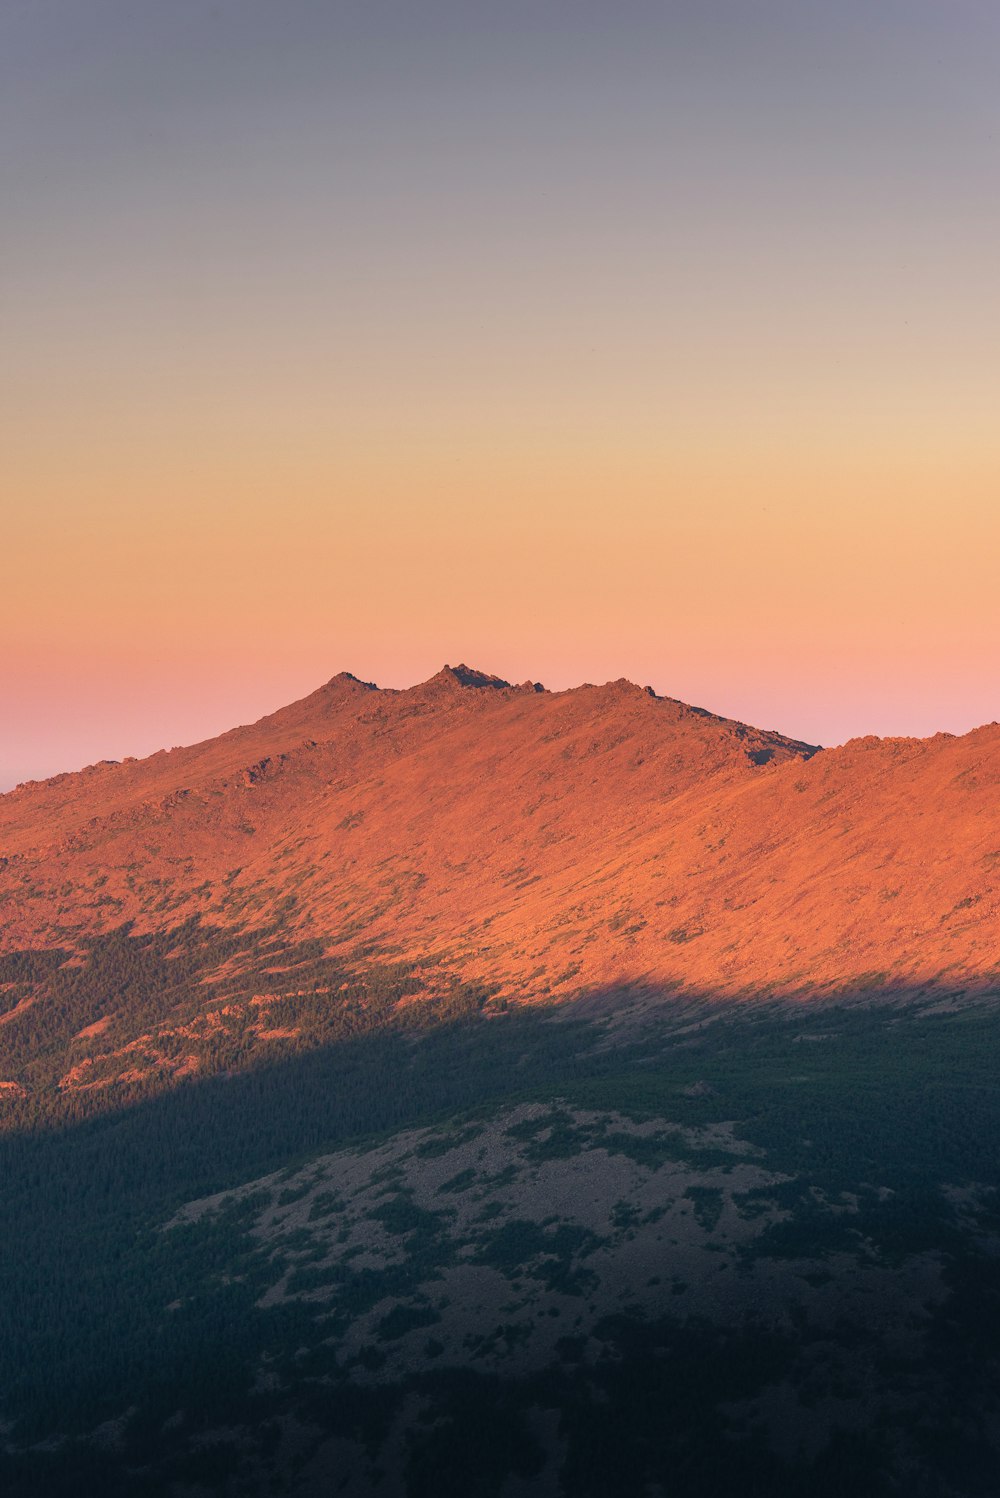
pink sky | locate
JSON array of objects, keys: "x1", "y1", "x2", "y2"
[{"x1": 4, "y1": 2, "x2": 998, "y2": 788}]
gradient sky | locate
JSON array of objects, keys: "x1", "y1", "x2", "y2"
[{"x1": 3, "y1": 1, "x2": 999, "y2": 788}]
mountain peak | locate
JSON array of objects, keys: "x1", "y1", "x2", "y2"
[
  {"x1": 426, "y1": 664, "x2": 515, "y2": 690},
  {"x1": 323, "y1": 671, "x2": 378, "y2": 693}
]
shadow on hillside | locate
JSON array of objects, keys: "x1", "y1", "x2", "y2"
[{"x1": 2, "y1": 980, "x2": 1000, "y2": 1493}]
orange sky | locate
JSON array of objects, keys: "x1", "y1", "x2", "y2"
[{"x1": 3, "y1": 2, "x2": 999, "y2": 787}]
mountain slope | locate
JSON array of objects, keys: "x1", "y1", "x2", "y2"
[{"x1": 4, "y1": 667, "x2": 998, "y2": 1003}]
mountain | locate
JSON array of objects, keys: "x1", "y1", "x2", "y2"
[
  {"x1": 4, "y1": 668, "x2": 1000, "y2": 1496},
  {"x1": 3, "y1": 667, "x2": 999, "y2": 1034}
]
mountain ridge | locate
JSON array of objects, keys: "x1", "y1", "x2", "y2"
[{"x1": 2, "y1": 668, "x2": 999, "y2": 1077}]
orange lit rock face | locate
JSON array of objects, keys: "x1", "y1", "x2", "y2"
[{"x1": 2, "y1": 665, "x2": 998, "y2": 1005}]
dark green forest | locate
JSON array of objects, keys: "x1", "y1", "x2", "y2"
[{"x1": 1, "y1": 923, "x2": 999, "y2": 1495}]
